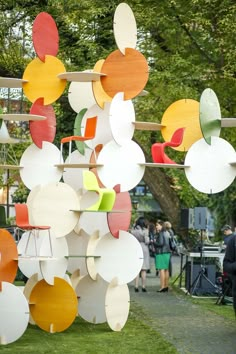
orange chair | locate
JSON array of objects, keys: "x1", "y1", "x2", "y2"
[
  {"x1": 151, "y1": 127, "x2": 185, "y2": 164},
  {"x1": 60, "y1": 116, "x2": 97, "y2": 163},
  {"x1": 15, "y1": 203, "x2": 53, "y2": 257}
]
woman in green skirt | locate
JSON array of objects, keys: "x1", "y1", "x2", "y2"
[{"x1": 154, "y1": 221, "x2": 172, "y2": 292}]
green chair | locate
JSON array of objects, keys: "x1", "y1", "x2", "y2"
[
  {"x1": 83, "y1": 170, "x2": 116, "y2": 211},
  {"x1": 0, "y1": 205, "x2": 9, "y2": 228}
]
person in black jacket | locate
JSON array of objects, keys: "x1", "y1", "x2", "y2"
[
  {"x1": 154, "y1": 221, "x2": 172, "y2": 292},
  {"x1": 223, "y1": 234, "x2": 236, "y2": 316}
]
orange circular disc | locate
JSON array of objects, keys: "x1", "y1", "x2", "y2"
[
  {"x1": 161, "y1": 99, "x2": 202, "y2": 152},
  {"x1": 29, "y1": 277, "x2": 78, "y2": 333},
  {"x1": 22, "y1": 55, "x2": 67, "y2": 105},
  {"x1": 100, "y1": 48, "x2": 149, "y2": 100},
  {"x1": 0, "y1": 229, "x2": 18, "y2": 283}
]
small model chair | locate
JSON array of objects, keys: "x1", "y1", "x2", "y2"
[
  {"x1": 83, "y1": 170, "x2": 116, "y2": 211},
  {"x1": 151, "y1": 127, "x2": 185, "y2": 164},
  {"x1": 14, "y1": 203, "x2": 53, "y2": 257},
  {"x1": 60, "y1": 116, "x2": 97, "y2": 163}
]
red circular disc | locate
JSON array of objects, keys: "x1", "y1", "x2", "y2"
[
  {"x1": 107, "y1": 185, "x2": 132, "y2": 238},
  {"x1": 29, "y1": 98, "x2": 56, "y2": 148},
  {"x1": 33, "y1": 12, "x2": 59, "y2": 62}
]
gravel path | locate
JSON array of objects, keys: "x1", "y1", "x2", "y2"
[{"x1": 130, "y1": 256, "x2": 236, "y2": 354}]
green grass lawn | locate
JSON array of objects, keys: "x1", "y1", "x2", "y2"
[
  {"x1": 1, "y1": 281, "x2": 235, "y2": 353},
  {"x1": 0, "y1": 301, "x2": 177, "y2": 354}
]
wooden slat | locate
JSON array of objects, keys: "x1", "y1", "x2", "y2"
[
  {"x1": 58, "y1": 71, "x2": 106, "y2": 82},
  {"x1": 221, "y1": 118, "x2": 236, "y2": 127},
  {"x1": 55, "y1": 163, "x2": 103, "y2": 169},
  {"x1": 139, "y1": 162, "x2": 189, "y2": 169},
  {"x1": 0, "y1": 164, "x2": 22, "y2": 170},
  {"x1": 133, "y1": 121, "x2": 163, "y2": 131},
  {"x1": 0, "y1": 114, "x2": 46, "y2": 121},
  {"x1": 0, "y1": 77, "x2": 28, "y2": 88}
]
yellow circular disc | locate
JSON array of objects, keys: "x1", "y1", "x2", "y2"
[
  {"x1": 22, "y1": 55, "x2": 67, "y2": 105},
  {"x1": 29, "y1": 277, "x2": 78, "y2": 333},
  {"x1": 92, "y1": 59, "x2": 112, "y2": 109},
  {"x1": 161, "y1": 99, "x2": 202, "y2": 152}
]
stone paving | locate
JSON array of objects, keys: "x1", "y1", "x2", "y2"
[{"x1": 129, "y1": 256, "x2": 236, "y2": 354}]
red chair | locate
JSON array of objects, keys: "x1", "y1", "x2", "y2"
[
  {"x1": 60, "y1": 116, "x2": 97, "y2": 163},
  {"x1": 15, "y1": 203, "x2": 53, "y2": 257},
  {"x1": 151, "y1": 127, "x2": 185, "y2": 164}
]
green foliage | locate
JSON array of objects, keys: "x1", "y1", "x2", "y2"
[{"x1": 11, "y1": 182, "x2": 29, "y2": 203}]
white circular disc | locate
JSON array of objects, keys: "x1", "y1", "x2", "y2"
[
  {"x1": 17, "y1": 232, "x2": 43, "y2": 278},
  {"x1": 113, "y1": 3, "x2": 137, "y2": 54},
  {"x1": 30, "y1": 182, "x2": 80, "y2": 238},
  {"x1": 81, "y1": 103, "x2": 113, "y2": 149},
  {"x1": 93, "y1": 230, "x2": 143, "y2": 285},
  {"x1": 66, "y1": 229, "x2": 90, "y2": 275},
  {"x1": 185, "y1": 137, "x2": 236, "y2": 194},
  {"x1": 0, "y1": 282, "x2": 29, "y2": 344},
  {"x1": 109, "y1": 92, "x2": 135, "y2": 145},
  {"x1": 23, "y1": 273, "x2": 40, "y2": 325},
  {"x1": 105, "y1": 282, "x2": 130, "y2": 331},
  {"x1": 62, "y1": 149, "x2": 92, "y2": 191},
  {"x1": 78, "y1": 211, "x2": 110, "y2": 237},
  {"x1": 97, "y1": 140, "x2": 145, "y2": 192},
  {"x1": 68, "y1": 81, "x2": 96, "y2": 113},
  {"x1": 27, "y1": 185, "x2": 41, "y2": 212},
  {"x1": 76, "y1": 274, "x2": 107, "y2": 324},
  {"x1": 39, "y1": 237, "x2": 68, "y2": 285},
  {"x1": 20, "y1": 142, "x2": 63, "y2": 190}
]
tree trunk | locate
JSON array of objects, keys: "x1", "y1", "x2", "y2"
[{"x1": 142, "y1": 147, "x2": 181, "y2": 232}]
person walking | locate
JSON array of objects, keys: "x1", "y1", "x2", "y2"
[
  {"x1": 163, "y1": 221, "x2": 176, "y2": 277},
  {"x1": 131, "y1": 216, "x2": 150, "y2": 292},
  {"x1": 154, "y1": 220, "x2": 172, "y2": 292}
]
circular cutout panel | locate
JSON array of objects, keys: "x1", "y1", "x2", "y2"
[
  {"x1": 105, "y1": 282, "x2": 130, "y2": 331},
  {"x1": 33, "y1": 12, "x2": 59, "y2": 61},
  {"x1": 97, "y1": 140, "x2": 145, "y2": 192},
  {"x1": 30, "y1": 182, "x2": 80, "y2": 238},
  {"x1": 100, "y1": 48, "x2": 148, "y2": 100},
  {"x1": 76, "y1": 274, "x2": 107, "y2": 324},
  {"x1": 199, "y1": 88, "x2": 221, "y2": 145},
  {"x1": 29, "y1": 277, "x2": 77, "y2": 332},
  {"x1": 92, "y1": 59, "x2": 112, "y2": 109},
  {"x1": 29, "y1": 98, "x2": 56, "y2": 148},
  {"x1": 161, "y1": 99, "x2": 202, "y2": 151},
  {"x1": 113, "y1": 3, "x2": 137, "y2": 54},
  {"x1": 68, "y1": 81, "x2": 96, "y2": 113},
  {"x1": 0, "y1": 229, "x2": 18, "y2": 283},
  {"x1": 20, "y1": 142, "x2": 63, "y2": 190},
  {"x1": 109, "y1": 92, "x2": 135, "y2": 146},
  {"x1": 0, "y1": 282, "x2": 29, "y2": 344},
  {"x1": 22, "y1": 55, "x2": 66, "y2": 105},
  {"x1": 184, "y1": 137, "x2": 236, "y2": 194},
  {"x1": 93, "y1": 230, "x2": 143, "y2": 285}
]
